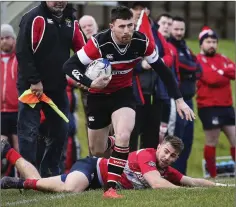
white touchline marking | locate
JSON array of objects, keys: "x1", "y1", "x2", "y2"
[
  {"x1": 4, "y1": 192, "x2": 81, "y2": 206},
  {"x1": 184, "y1": 184, "x2": 235, "y2": 190}
]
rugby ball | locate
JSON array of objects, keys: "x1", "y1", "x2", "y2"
[{"x1": 85, "y1": 58, "x2": 112, "y2": 80}]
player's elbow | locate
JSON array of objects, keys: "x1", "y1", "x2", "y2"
[
  {"x1": 149, "y1": 182, "x2": 167, "y2": 189},
  {"x1": 63, "y1": 59, "x2": 70, "y2": 74},
  {"x1": 151, "y1": 183, "x2": 161, "y2": 189},
  {"x1": 150, "y1": 181, "x2": 179, "y2": 189}
]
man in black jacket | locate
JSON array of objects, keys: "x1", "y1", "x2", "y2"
[
  {"x1": 168, "y1": 17, "x2": 202, "y2": 175},
  {"x1": 16, "y1": 1, "x2": 85, "y2": 177}
]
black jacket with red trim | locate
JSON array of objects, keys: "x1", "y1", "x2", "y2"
[
  {"x1": 169, "y1": 37, "x2": 202, "y2": 100},
  {"x1": 16, "y1": 2, "x2": 85, "y2": 91}
]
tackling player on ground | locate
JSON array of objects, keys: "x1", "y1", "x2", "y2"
[{"x1": 1, "y1": 136, "x2": 230, "y2": 195}]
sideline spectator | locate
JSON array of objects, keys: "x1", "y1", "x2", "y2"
[
  {"x1": 196, "y1": 26, "x2": 235, "y2": 178},
  {"x1": 156, "y1": 13, "x2": 180, "y2": 143},
  {"x1": 16, "y1": 1, "x2": 85, "y2": 177},
  {"x1": 1, "y1": 24, "x2": 18, "y2": 176},
  {"x1": 78, "y1": 15, "x2": 99, "y2": 131},
  {"x1": 79, "y1": 15, "x2": 98, "y2": 40},
  {"x1": 168, "y1": 16, "x2": 202, "y2": 175}
]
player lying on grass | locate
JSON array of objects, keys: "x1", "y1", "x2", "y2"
[{"x1": 1, "y1": 135, "x2": 230, "y2": 194}]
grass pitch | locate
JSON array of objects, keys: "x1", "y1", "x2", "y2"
[{"x1": 1, "y1": 179, "x2": 235, "y2": 207}]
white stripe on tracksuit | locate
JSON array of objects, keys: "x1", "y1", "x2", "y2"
[{"x1": 168, "y1": 98, "x2": 177, "y2": 135}]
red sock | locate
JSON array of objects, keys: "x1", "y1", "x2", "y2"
[
  {"x1": 204, "y1": 145, "x2": 217, "y2": 178},
  {"x1": 6, "y1": 149, "x2": 22, "y2": 165},
  {"x1": 230, "y1": 147, "x2": 235, "y2": 161},
  {"x1": 24, "y1": 179, "x2": 39, "y2": 190}
]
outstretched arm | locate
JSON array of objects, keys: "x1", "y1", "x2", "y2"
[
  {"x1": 180, "y1": 176, "x2": 215, "y2": 187},
  {"x1": 143, "y1": 170, "x2": 180, "y2": 189}
]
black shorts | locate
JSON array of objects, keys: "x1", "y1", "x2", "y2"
[
  {"x1": 87, "y1": 87, "x2": 136, "y2": 129},
  {"x1": 60, "y1": 157, "x2": 102, "y2": 190},
  {"x1": 198, "y1": 106, "x2": 235, "y2": 130},
  {"x1": 1, "y1": 112, "x2": 18, "y2": 136}
]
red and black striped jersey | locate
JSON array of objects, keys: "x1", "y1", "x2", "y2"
[{"x1": 76, "y1": 29, "x2": 159, "y2": 93}]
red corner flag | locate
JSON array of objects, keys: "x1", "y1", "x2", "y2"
[{"x1": 135, "y1": 10, "x2": 155, "y2": 47}]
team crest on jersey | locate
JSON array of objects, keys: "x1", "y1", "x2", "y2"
[
  {"x1": 147, "y1": 161, "x2": 156, "y2": 167},
  {"x1": 132, "y1": 51, "x2": 139, "y2": 58},
  {"x1": 88, "y1": 116, "x2": 95, "y2": 122},
  {"x1": 65, "y1": 18, "x2": 72, "y2": 27},
  {"x1": 106, "y1": 54, "x2": 114, "y2": 61},
  {"x1": 47, "y1": 18, "x2": 53, "y2": 24}
]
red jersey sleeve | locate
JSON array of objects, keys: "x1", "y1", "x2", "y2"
[
  {"x1": 168, "y1": 42, "x2": 180, "y2": 83},
  {"x1": 144, "y1": 37, "x2": 159, "y2": 64},
  {"x1": 221, "y1": 55, "x2": 235, "y2": 80},
  {"x1": 136, "y1": 149, "x2": 158, "y2": 175},
  {"x1": 164, "y1": 166, "x2": 183, "y2": 184},
  {"x1": 72, "y1": 20, "x2": 86, "y2": 52},
  {"x1": 76, "y1": 36, "x2": 101, "y2": 65},
  {"x1": 157, "y1": 32, "x2": 173, "y2": 67}
]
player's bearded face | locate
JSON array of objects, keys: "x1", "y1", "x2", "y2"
[
  {"x1": 171, "y1": 21, "x2": 185, "y2": 41},
  {"x1": 156, "y1": 143, "x2": 179, "y2": 168},
  {"x1": 110, "y1": 19, "x2": 134, "y2": 45},
  {"x1": 46, "y1": 1, "x2": 67, "y2": 16},
  {"x1": 201, "y1": 37, "x2": 218, "y2": 56},
  {"x1": 0, "y1": 36, "x2": 15, "y2": 53}
]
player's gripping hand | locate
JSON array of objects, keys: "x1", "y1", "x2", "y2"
[
  {"x1": 175, "y1": 98, "x2": 196, "y2": 121},
  {"x1": 76, "y1": 82, "x2": 88, "y2": 90},
  {"x1": 141, "y1": 60, "x2": 152, "y2": 70},
  {"x1": 90, "y1": 75, "x2": 112, "y2": 90}
]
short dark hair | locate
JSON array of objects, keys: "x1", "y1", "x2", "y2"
[
  {"x1": 172, "y1": 16, "x2": 185, "y2": 24},
  {"x1": 130, "y1": 2, "x2": 150, "y2": 9},
  {"x1": 111, "y1": 6, "x2": 133, "y2": 23},
  {"x1": 162, "y1": 135, "x2": 184, "y2": 154},
  {"x1": 156, "y1": 13, "x2": 173, "y2": 22}
]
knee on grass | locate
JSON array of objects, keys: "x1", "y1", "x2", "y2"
[{"x1": 63, "y1": 185, "x2": 83, "y2": 193}]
